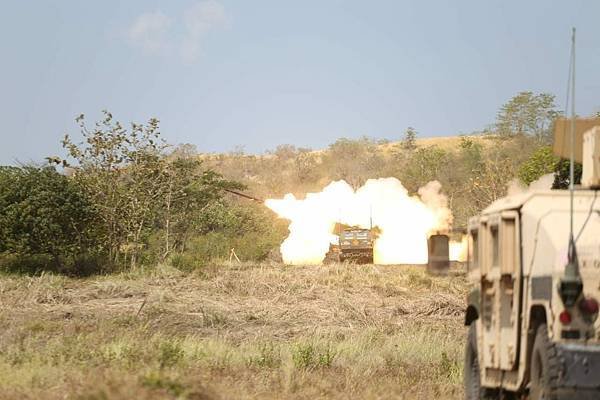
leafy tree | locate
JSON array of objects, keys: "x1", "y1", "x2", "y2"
[
  {"x1": 294, "y1": 150, "x2": 320, "y2": 184},
  {"x1": 441, "y1": 137, "x2": 485, "y2": 227},
  {"x1": 458, "y1": 137, "x2": 484, "y2": 173},
  {"x1": 0, "y1": 166, "x2": 97, "y2": 272},
  {"x1": 54, "y1": 111, "x2": 242, "y2": 268},
  {"x1": 451, "y1": 136, "x2": 532, "y2": 223},
  {"x1": 469, "y1": 153, "x2": 515, "y2": 210},
  {"x1": 56, "y1": 111, "x2": 169, "y2": 266},
  {"x1": 271, "y1": 144, "x2": 298, "y2": 161},
  {"x1": 168, "y1": 143, "x2": 198, "y2": 160},
  {"x1": 324, "y1": 137, "x2": 384, "y2": 189},
  {"x1": 517, "y1": 146, "x2": 559, "y2": 185},
  {"x1": 402, "y1": 127, "x2": 417, "y2": 151},
  {"x1": 496, "y1": 92, "x2": 560, "y2": 142},
  {"x1": 160, "y1": 156, "x2": 243, "y2": 258},
  {"x1": 403, "y1": 145, "x2": 448, "y2": 191}
]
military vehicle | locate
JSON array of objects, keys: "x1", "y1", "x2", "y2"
[
  {"x1": 463, "y1": 119, "x2": 600, "y2": 399},
  {"x1": 324, "y1": 224, "x2": 376, "y2": 264},
  {"x1": 427, "y1": 233, "x2": 450, "y2": 274}
]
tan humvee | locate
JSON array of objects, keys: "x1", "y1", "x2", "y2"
[{"x1": 464, "y1": 123, "x2": 600, "y2": 400}]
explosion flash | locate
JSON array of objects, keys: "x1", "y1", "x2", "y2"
[{"x1": 266, "y1": 177, "x2": 466, "y2": 265}]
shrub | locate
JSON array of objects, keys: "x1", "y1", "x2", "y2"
[
  {"x1": 292, "y1": 343, "x2": 315, "y2": 369},
  {"x1": 0, "y1": 166, "x2": 106, "y2": 275},
  {"x1": 158, "y1": 339, "x2": 184, "y2": 368},
  {"x1": 292, "y1": 343, "x2": 337, "y2": 370}
]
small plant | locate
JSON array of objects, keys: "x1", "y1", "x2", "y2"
[
  {"x1": 200, "y1": 308, "x2": 228, "y2": 328},
  {"x1": 101, "y1": 340, "x2": 139, "y2": 364},
  {"x1": 158, "y1": 339, "x2": 184, "y2": 368},
  {"x1": 292, "y1": 343, "x2": 315, "y2": 369},
  {"x1": 440, "y1": 351, "x2": 461, "y2": 382},
  {"x1": 292, "y1": 343, "x2": 336, "y2": 369},
  {"x1": 247, "y1": 343, "x2": 280, "y2": 368},
  {"x1": 317, "y1": 345, "x2": 337, "y2": 368}
]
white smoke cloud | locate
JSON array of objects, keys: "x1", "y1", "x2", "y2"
[
  {"x1": 266, "y1": 178, "x2": 457, "y2": 265},
  {"x1": 181, "y1": 0, "x2": 228, "y2": 63},
  {"x1": 127, "y1": 11, "x2": 173, "y2": 53},
  {"x1": 418, "y1": 180, "x2": 453, "y2": 232},
  {"x1": 126, "y1": 1, "x2": 227, "y2": 62}
]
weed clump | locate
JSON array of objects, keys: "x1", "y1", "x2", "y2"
[
  {"x1": 157, "y1": 339, "x2": 184, "y2": 368},
  {"x1": 292, "y1": 343, "x2": 337, "y2": 370},
  {"x1": 246, "y1": 342, "x2": 280, "y2": 368}
]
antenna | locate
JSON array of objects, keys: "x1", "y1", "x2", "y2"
[
  {"x1": 559, "y1": 27, "x2": 583, "y2": 307},
  {"x1": 569, "y1": 27, "x2": 576, "y2": 241}
]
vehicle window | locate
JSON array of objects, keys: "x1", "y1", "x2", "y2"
[{"x1": 491, "y1": 225, "x2": 499, "y2": 267}]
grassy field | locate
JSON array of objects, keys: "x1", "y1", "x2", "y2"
[{"x1": 0, "y1": 263, "x2": 468, "y2": 400}]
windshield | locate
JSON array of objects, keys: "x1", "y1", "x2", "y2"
[{"x1": 342, "y1": 230, "x2": 370, "y2": 240}]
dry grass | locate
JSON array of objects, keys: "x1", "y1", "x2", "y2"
[{"x1": 0, "y1": 263, "x2": 469, "y2": 399}]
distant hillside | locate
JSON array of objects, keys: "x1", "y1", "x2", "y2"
[{"x1": 200, "y1": 134, "x2": 543, "y2": 229}]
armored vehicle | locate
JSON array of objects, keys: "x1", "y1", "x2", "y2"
[
  {"x1": 463, "y1": 122, "x2": 600, "y2": 399},
  {"x1": 324, "y1": 224, "x2": 376, "y2": 264}
]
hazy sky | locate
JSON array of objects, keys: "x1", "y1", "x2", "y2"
[{"x1": 2, "y1": 1, "x2": 600, "y2": 165}]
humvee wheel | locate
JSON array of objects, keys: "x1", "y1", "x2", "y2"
[
  {"x1": 464, "y1": 324, "x2": 496, "y2": 400},
  {"x1": 465, "y1": 324, "x2": 481, "y2": 399},
  {"x1": 530, "y1": 324, "x2": 559, "y2": 400}
]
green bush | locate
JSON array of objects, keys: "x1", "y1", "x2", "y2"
[
  {"x1": 0, "y1": 165, "x2": 107, "y2": 275},
  {"x1": 165, "y1": 201, "x2": 287, "y2": 269},
  {"x1": 517, "y1": 145, "x2": 559, "y2": 185}
]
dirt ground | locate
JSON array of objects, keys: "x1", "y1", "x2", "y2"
[{"x1": 0, "y1": 263, "x2": 469, "y2": 399}]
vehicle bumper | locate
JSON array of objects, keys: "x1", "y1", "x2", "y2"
[{"x1": 554, "y1": 343, "x2": 600, "y2": 396}]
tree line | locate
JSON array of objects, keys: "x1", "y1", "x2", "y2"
[
  {"x1": 0, "y1": 111, "x2": 285, "y2": 275},
  {"x1": 0, "y1": 91, "x2": 582, "y2": 275}
]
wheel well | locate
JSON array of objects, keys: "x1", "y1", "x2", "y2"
[
  {"x1": 523, "y1": 305, "x2": 547, "y2": 386},
  {"x1": 465, "y1": 305, "x2": 478, "y2": 326}
]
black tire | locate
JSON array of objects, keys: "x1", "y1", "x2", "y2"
[
  {"x1": 529, "y1": 324, "x2": 559, "y2": 400},
  {"x1": 464, "y1": 324, "x2": 497, "y2": 400},
  {"x1": 464, "y1": 324, "x2": 481, "y2": 399}
]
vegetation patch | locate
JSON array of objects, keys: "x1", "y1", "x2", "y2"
[{"x1": 0, "y1": 263, "x2": 467, "y2": 399}]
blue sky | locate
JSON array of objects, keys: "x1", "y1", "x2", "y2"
[{"x1": 2, "y1": 1, "x2": 600, "y2": 165}]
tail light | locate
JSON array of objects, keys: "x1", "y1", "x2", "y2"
[
  {"x1": 559, "y1": 310, "x2": 572, "y2": 325},
  {"x1": 579, "y1": 298, "x2": 599, "y2": 315}
]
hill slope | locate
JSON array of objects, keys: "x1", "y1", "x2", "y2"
[{"x1": 201, "y1": 134, "x2": 540, "y2": 229}]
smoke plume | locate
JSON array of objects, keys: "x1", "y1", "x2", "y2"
[{"x1": 266, "y1": 177, "x2": 462, "y2": 265}]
